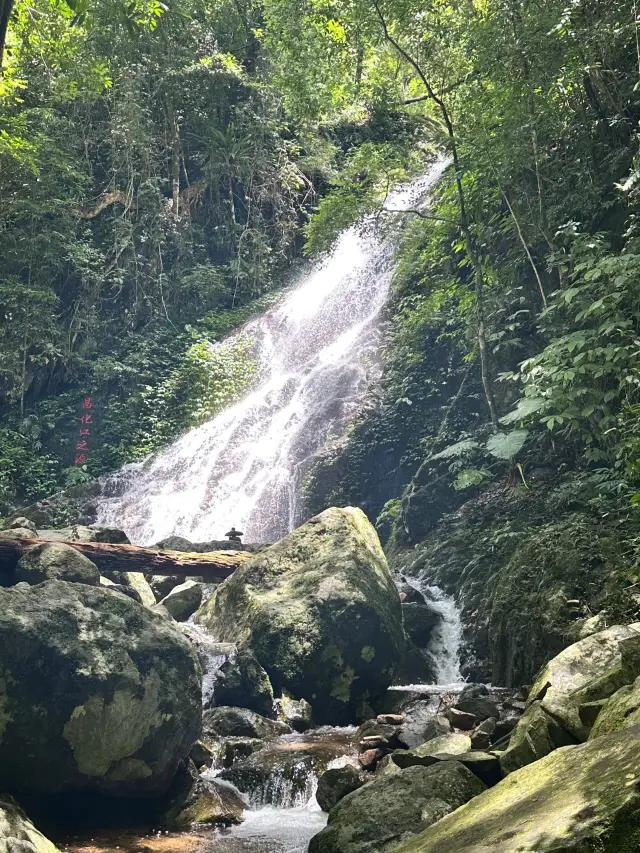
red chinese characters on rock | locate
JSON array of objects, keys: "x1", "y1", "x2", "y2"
[{"x1": 75, "y1": 397, "x2": 94, "y2": 465}]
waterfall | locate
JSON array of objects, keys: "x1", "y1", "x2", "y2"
[
  {"x1": 403, "y1": 578, "x2": 464, "y2": 686},
  {"x1": 95, "y1": 161, "x2": 449, "y2": 545},
  {"x1": 423, "y1": 585, "x2": 464, "y2": 685}
]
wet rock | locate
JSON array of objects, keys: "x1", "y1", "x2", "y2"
[
  {"x1": 221, "y1": 738, "x2": 263, "y2": 767},
  {"x1": 392, "y1": 727, "x2": 640, "y2": 853},
  {"x1": 15, "y1": 542, "x2": 100, "y2": 586},
  {"x1": 526, "y1": 623, "x2": 640, "y2": 740},
  {"x1": 214, "y1": 649, "x2": 274, "y2": 717},
  {"x1": 402, "y1": 603, "x2": 440, "y2": 648},
  {"x1": 499, "y1": 701, "x2": 577, "y2": 775},
  {"x1": 190, "y1": 741, "x2": 214, "y2": 770},
  {"x1": 196, "y1": 507, "x2": 404, "y2": 724},
  {"x1": 277, "y1": 692, "x2": 313, "y2": 732},
  {"x1": 0, "y1": 581, "x2": 202, "y2": 796},
  {"x1": 393, "y1": 641, "x2": 437, "y2": 686},
  {"x1": 391, "y1": 733, "x2": 472, "y2": 769},
  {"x1": 358, "y1": 748, "x2": 383, "y2": 770},
  {"x1": 150, "y1": 575, "x2": 182, "y2": 601},
  {"x1": 589, "y1": 675, "x2": 640, "y2": 739},
  {"x1": 203, "y1": 707, "x2": 291, "y2": 740},
  {"x1": 159, "y1": 580, "x2": 203, "y2": 622},
  {"x1": 316, "y1": 765, "x2": 365, "y2": 812},
  {"x1": 160, "y1": 761, "x2": 245, "y2": 829},
  {"x1": 397, "y1": 583, "x2": 426, "y2": 604},
  {"x1": 0, "y1": 793, "x2": 60, "y2": 853},
  {"x1": 308, "y1": 761, "x2": 485, "y2": 853},
  {"x1": 171, "y1": 777, "x2": 245, "y2": 828}
]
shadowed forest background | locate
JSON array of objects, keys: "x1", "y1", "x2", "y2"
[{"x1": 2, "y1": 0, "x2": 640, "y2": 558}]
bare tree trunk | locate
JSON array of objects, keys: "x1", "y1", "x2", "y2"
[{"x1": 0, "y1": 0, "x2": 14, "y2": 76}]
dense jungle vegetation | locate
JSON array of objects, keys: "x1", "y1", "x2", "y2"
[{"x1": 2, "y1": 0, "x2": 640, "y2": 536}]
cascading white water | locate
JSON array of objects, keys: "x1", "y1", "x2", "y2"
[
  {"x1": 95, "y1": 161, "x2": 449, "y2": 545},
  {"x1": 401, "y1": 578, "x2": 464, "y2": 686}
]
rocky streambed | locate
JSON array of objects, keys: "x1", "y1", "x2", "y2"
[{"x1": 2, "y1": 507, "x2": 640, "y2": 853}]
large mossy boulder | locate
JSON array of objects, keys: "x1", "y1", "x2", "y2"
[
  {"x1": 0, "y1": 581, "x2": 202, "y2": 797},
  {"x1": 526, "y1": 623, "x2": 640, "y2": 740},
  {"x1": 196, "y1": 507, "x2": 404, "y2": 724},
  {"x1": 15, "y1": 542, "x2": 100, "y2": 586},
  {"x1": 0, "y1": 795, "x2": 61, "y2": 853},
  {"x1": 308, "y1": 761, "x2": 485, "y2": 853},
  {"x1": 392, "y1": 727, "x2": 640, "y2": 853}
]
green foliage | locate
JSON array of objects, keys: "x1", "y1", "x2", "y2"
[{"x1": 485, "y1": 430, "x2": 529, "y2": 462}]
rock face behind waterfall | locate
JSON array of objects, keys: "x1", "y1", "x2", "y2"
[
  {"x1": 0, "y1": 581, "x2": 202, "y2": 797},
  {"x1": 196, "y1": 507, "x2": 404, "y2": 723}
]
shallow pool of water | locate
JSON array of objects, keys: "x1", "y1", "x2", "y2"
[{"x1": 208, "y1": 802, "x2": 326, "y2": 852}]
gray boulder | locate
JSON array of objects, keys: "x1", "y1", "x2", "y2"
[
  {"x1": 316, "y1": 765, "x2": 365, "y2": 812},
  {"x1": 308, "y1": 761, "x2": 485, "y2": 853},
  {"x1": 278, "y1": 692, "x2": 313, "y2": 732},
  {"x1": 0, "y1": 581, "x2": 202, "y2": 796},
  {"x1": 15, "y1": 542, "x2": 100, "y2": 586},
  {"x1": 0, "y1": 794, "x2": 60, "y2": 853},
  {"x1": 213, "y1": 648, "x2": 274, "y2": 716},
  {"x1": 159, "y1": 580, "x2": 203, "y2": 621},
  {"x1": 196, "y1": 508, "x2": 404, "y2": 724}
]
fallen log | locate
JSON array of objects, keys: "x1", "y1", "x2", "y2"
[{"x1": 0, "y1": 537, "x2": 252, "y2": 583}]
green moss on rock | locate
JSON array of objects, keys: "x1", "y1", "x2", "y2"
[
  {"x1": 391, "y1": 727, "x2": 640, "y2": 853},
  {"x1": 196, "y1": 508, "x2": 404, "y2": 723},
  {"x1": 0, "y1": 581, "x2": 202, "y2": 796}
]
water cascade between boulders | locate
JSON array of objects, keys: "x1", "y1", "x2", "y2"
[{"x1": 3, "y1": 161, "x2": 640, "y2": 853}]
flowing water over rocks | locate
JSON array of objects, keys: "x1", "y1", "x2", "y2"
[{"x1": 96, "y1": 163, "x2": 448, "y2": 546}]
